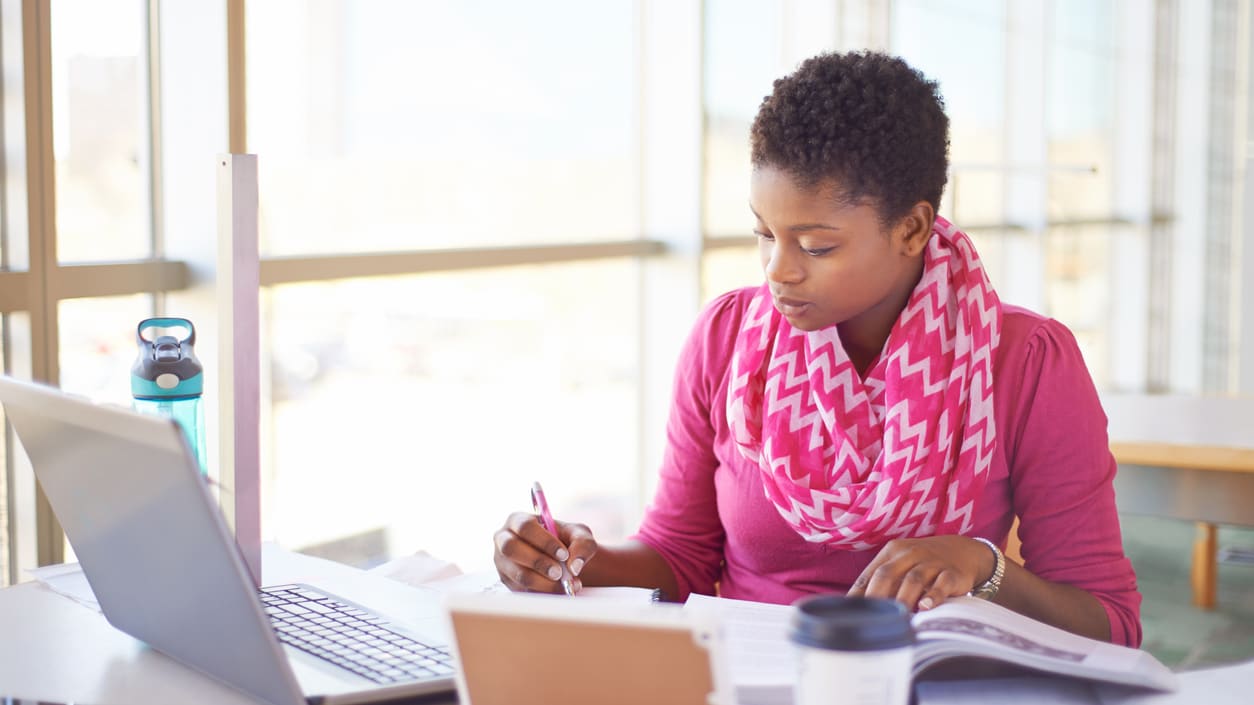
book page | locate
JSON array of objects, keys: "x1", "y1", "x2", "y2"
[
  {"x1": 1095, "y1": 659, "x2": 1254, "y2": 705},
  {"x1": 576, "y1": 586, "x2": 662, "y2": 602},
  {"x1": 682, "y1": 593, "x2": 1177, "y2": 704},
  {"x1": 683, "y1": 593, "x2": 797, "y2": 689},
  {"x1": 912, "y1": 598, "x2": 1175, "y2": 691},
  {"x1": 913, "y1": 597, "x2": 1096, "y2": 663}
]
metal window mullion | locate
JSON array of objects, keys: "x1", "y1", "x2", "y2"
[
  {"x1": 143, "y1": 0, "x2": 165, "y2": 315},
  {"x1": 634, "y1": 0, "x2": 649, "y2": 521},
  {"x1": 2, "y1": 310, "x2": 10, "y2": 585},
  {"x1": 1238, "y1": 0, "x2": 1254, "y2": 396},
  {"x1": 226, "y1": 0, "x2": 245, "y2": 153},
  {"x1": 48, "y1": 260, "x2": 190, "y2": 301},
  {"x1": 1204, "y1": 0, "x2": 1241, "y2": 393},
  {"x1": 1, "y1": 0, "x2": 12, "y2": 588},
  {"x1": 0, "y1": 271, "x2": 28, "y2": 312},
  {"x1": 258, "y1": 240, "x2": 666, "y2": 286},
  {"x1": 10, "y1": 245, "x2": 658, "y2": 303},
  {"x1": 21, "y1": 0, "x2": 61, "y2": 566},
  {"x1": 1148, "y1": 0, "x2": 1178, "y2": 393}
]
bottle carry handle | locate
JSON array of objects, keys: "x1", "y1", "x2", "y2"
[{"x1": 137, "y1": 317, "x2": 196, "y2": 346}]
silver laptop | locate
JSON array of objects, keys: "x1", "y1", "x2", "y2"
[{"x1": 0, "y1": 376, "x2": 456, "y2": 705}]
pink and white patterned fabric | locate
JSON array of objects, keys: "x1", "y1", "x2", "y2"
[{"x1": 727, "y1": 217, "x2": 1002, "y2": 550}]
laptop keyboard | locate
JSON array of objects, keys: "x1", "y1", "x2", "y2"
[{"x1": 259, "y1": 584, "x2": 456, "y2": 685}]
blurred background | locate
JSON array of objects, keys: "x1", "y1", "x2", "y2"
[{"x1": 1, "y1": 0, "x2": 1252, "y2": 667}]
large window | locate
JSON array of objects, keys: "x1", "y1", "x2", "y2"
[
  {"x1": 1042, "y1": 0, "x2": 1125, "y2": 386},
  {"x1": 263, "y1": 262, "x2": 641, "y2": 569},
  {"x1": 893, "y1": 0, "x2": 1007, "y2": 228},
  {"x1": 247, "y1": 0, "x2": 638, "y2": 256},
  {"x1": 2, "y1": 1, "x2": 1250, "y2": 583},
  {"x1": 52, "y1": 0, "x2": 148, "y2": 265},
  {"x1": 247, "y1": 0, "x2": 643, "y2": 568},
  {"x1": 2, "y1": 0, "x2": 163, "y2": 582},
  {"x1": 703, "y1": 0, "x2": 1160, "y2": 392}
]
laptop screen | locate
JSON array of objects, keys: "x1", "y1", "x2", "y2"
[{"x1": 0, "y1": 377, "x2": 305, "y2": 705}]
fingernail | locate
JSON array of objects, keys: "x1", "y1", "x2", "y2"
[
  {"x1": 570, "y1": 558, "x2": 584, "y2": 576},
  {"x1": 547, "y1": 565, "x2": 562, "y2": 581},
  {"x1": 918, "y1": 596, "x2": 934, "y2": 611},
  {"x1": 555, "y1": 547, "x2": 569, "y2": 561}
]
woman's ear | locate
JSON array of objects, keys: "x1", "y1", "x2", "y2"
[{"x1": 895, "y1": 201, "x2": 935, "y2": 257}]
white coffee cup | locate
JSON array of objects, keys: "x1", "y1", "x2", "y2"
[{"x1": 789, "y1": 595, "x2": 915, "y2": 705}]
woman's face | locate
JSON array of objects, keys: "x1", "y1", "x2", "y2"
[{"x1": 750, "y1": 166, "x2": 927, "y2": 336}]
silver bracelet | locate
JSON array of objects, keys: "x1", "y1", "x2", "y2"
[{"x1": 969, "y1": 536, "x2": 1005, "y2": 600}]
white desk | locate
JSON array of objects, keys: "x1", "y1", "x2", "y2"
[
  {"x1": 0, "y1": 544, "x2": 458, "y2": 704},
  {"x1": 6, "y1": 540, "x2": 1243, "y2": 705},
  {"x1": 1102, "y1": 395, "x2": 1254, "y2": 608}
]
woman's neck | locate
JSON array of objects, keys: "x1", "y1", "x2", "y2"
[{"x1": 838, "y1": 257, "x2": 925, "y2": 376}]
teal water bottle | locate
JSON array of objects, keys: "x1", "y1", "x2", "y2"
[{"x1": 131, "y1": 317, "x2": 208, "y2": 474}]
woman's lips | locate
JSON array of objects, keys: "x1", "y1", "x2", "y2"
[{"x1": 774, "y1": 295, "x2": 812, "y2": 317}]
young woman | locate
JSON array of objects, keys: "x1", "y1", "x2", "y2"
[{"x1": 493, "y1": 51, "x2": 1141, "y2": 647}]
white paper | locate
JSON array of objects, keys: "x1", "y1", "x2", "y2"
[
  {"x1": 418, "y1": 567, "x2": 659, "y2": 602},
  {"x1": 1097, "y1": 660, "x2": 1254, "y2": 705},
  {"x1": 367, "y1": 549, "x2": 464, "y2": 585},
  {"x1": 684, "y1": 593, "x2": 797, "y2": 689},
  {"x1": 26, "y1": 561, "x2": 100, "y2": 612},
  {"x1": 420, "y1": 569, "x2": 509, "y2": 594},
  {"x1": 26, "y1": 548, "x2": 656, "y2": 617}
]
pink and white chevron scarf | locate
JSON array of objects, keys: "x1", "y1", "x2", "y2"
[{"x1": 727, "y1": 217, "x2": 1002, "y2": 550}]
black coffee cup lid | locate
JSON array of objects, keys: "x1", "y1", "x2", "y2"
[{"x1": 789, "y1": 595, "x2": 915, "y2": 651}]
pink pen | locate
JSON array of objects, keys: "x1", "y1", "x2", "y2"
[{"x1": 530, "y1": 481, "x2": 576, "y2": 596}]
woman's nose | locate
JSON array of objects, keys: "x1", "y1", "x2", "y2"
[{"x1": 763, "y1": 244, "x2": 803, "y2": 285}]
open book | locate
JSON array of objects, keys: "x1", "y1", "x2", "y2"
[{"x1": 684, "y1": 594, "x2": 1177, "y2": 705}]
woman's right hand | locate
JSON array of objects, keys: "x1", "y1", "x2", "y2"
[{"x1": 493, "y1": 511, "x2": 599, "y2": 593}]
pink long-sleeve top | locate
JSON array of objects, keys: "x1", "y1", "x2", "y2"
[{"x1": 632, "y1": 287, "x2": 1142, "y2": 647}]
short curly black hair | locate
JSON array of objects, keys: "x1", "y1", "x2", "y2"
[{"x1": 750, "y1": 51, "x2": 949, "y2": 225}]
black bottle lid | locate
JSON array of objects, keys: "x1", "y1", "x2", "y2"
[{"x1": 789, "y1": 595, "x2": 915, "y2": 652}]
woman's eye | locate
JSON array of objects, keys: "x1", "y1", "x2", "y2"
[
  {"x1": 804, "y1": 246, "x2": 835, "y2": 256},
  {"x1": 754, "y1": 231, "x2": 775, "y2": 242}
]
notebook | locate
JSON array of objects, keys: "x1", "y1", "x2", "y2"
[{"x1": 0, "y1": 376, "x2": 457, "y2": 705}]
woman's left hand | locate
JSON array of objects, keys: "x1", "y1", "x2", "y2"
[{"x1": 846, "y1": 535, "x2": 996, "y2": 612}]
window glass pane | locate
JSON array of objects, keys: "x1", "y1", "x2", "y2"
[
  {"x1": 702, "y1": 246, "x2": 761, "y2": 304},
  {"x1": 703, "y1": 0, "x2": 781, "y2": 237},
  {"x1": 1, "y1": 437, "x2": 7, "y2": 585},
  {"x1": 1, "y1": 0, "x2": 27, "y2": 270},
  {"x1": 2, "y1": 311, "x2": 31, "y2": 586},
  {"x1": 58, "y1": 295, "x2": 153, "y2": 404},
  {"x1": 892, "y1": 0, "x2": 1005, "y2": 225},
  {"x1": 54, "y1": 298, "x2": 153, "y2": 569},
  {"x1": 1, "y1": 317, "x2": 8, "y2": 585},
  {"x1": 265, "y1": 262, "x2": 640, "y2": 570},
  {"x1": 1048, "y1": 0, "x2": 1115, "y2": 222},
  {"x1": 961, "y1": 227, "x2": 1020, "y2": 298},
  {"x1": 1045, "y1": 0, "x2": 1118, "y2": 388},
  {"x1": 1044, "y1": 223, "x2": 1114, "y2": 387},
  {"x1": 51, "y1": 0, "x2": 149, "y2": 262},
  {"x1": 247, "y1": 0, "x2": 637, "y2": 255}
]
